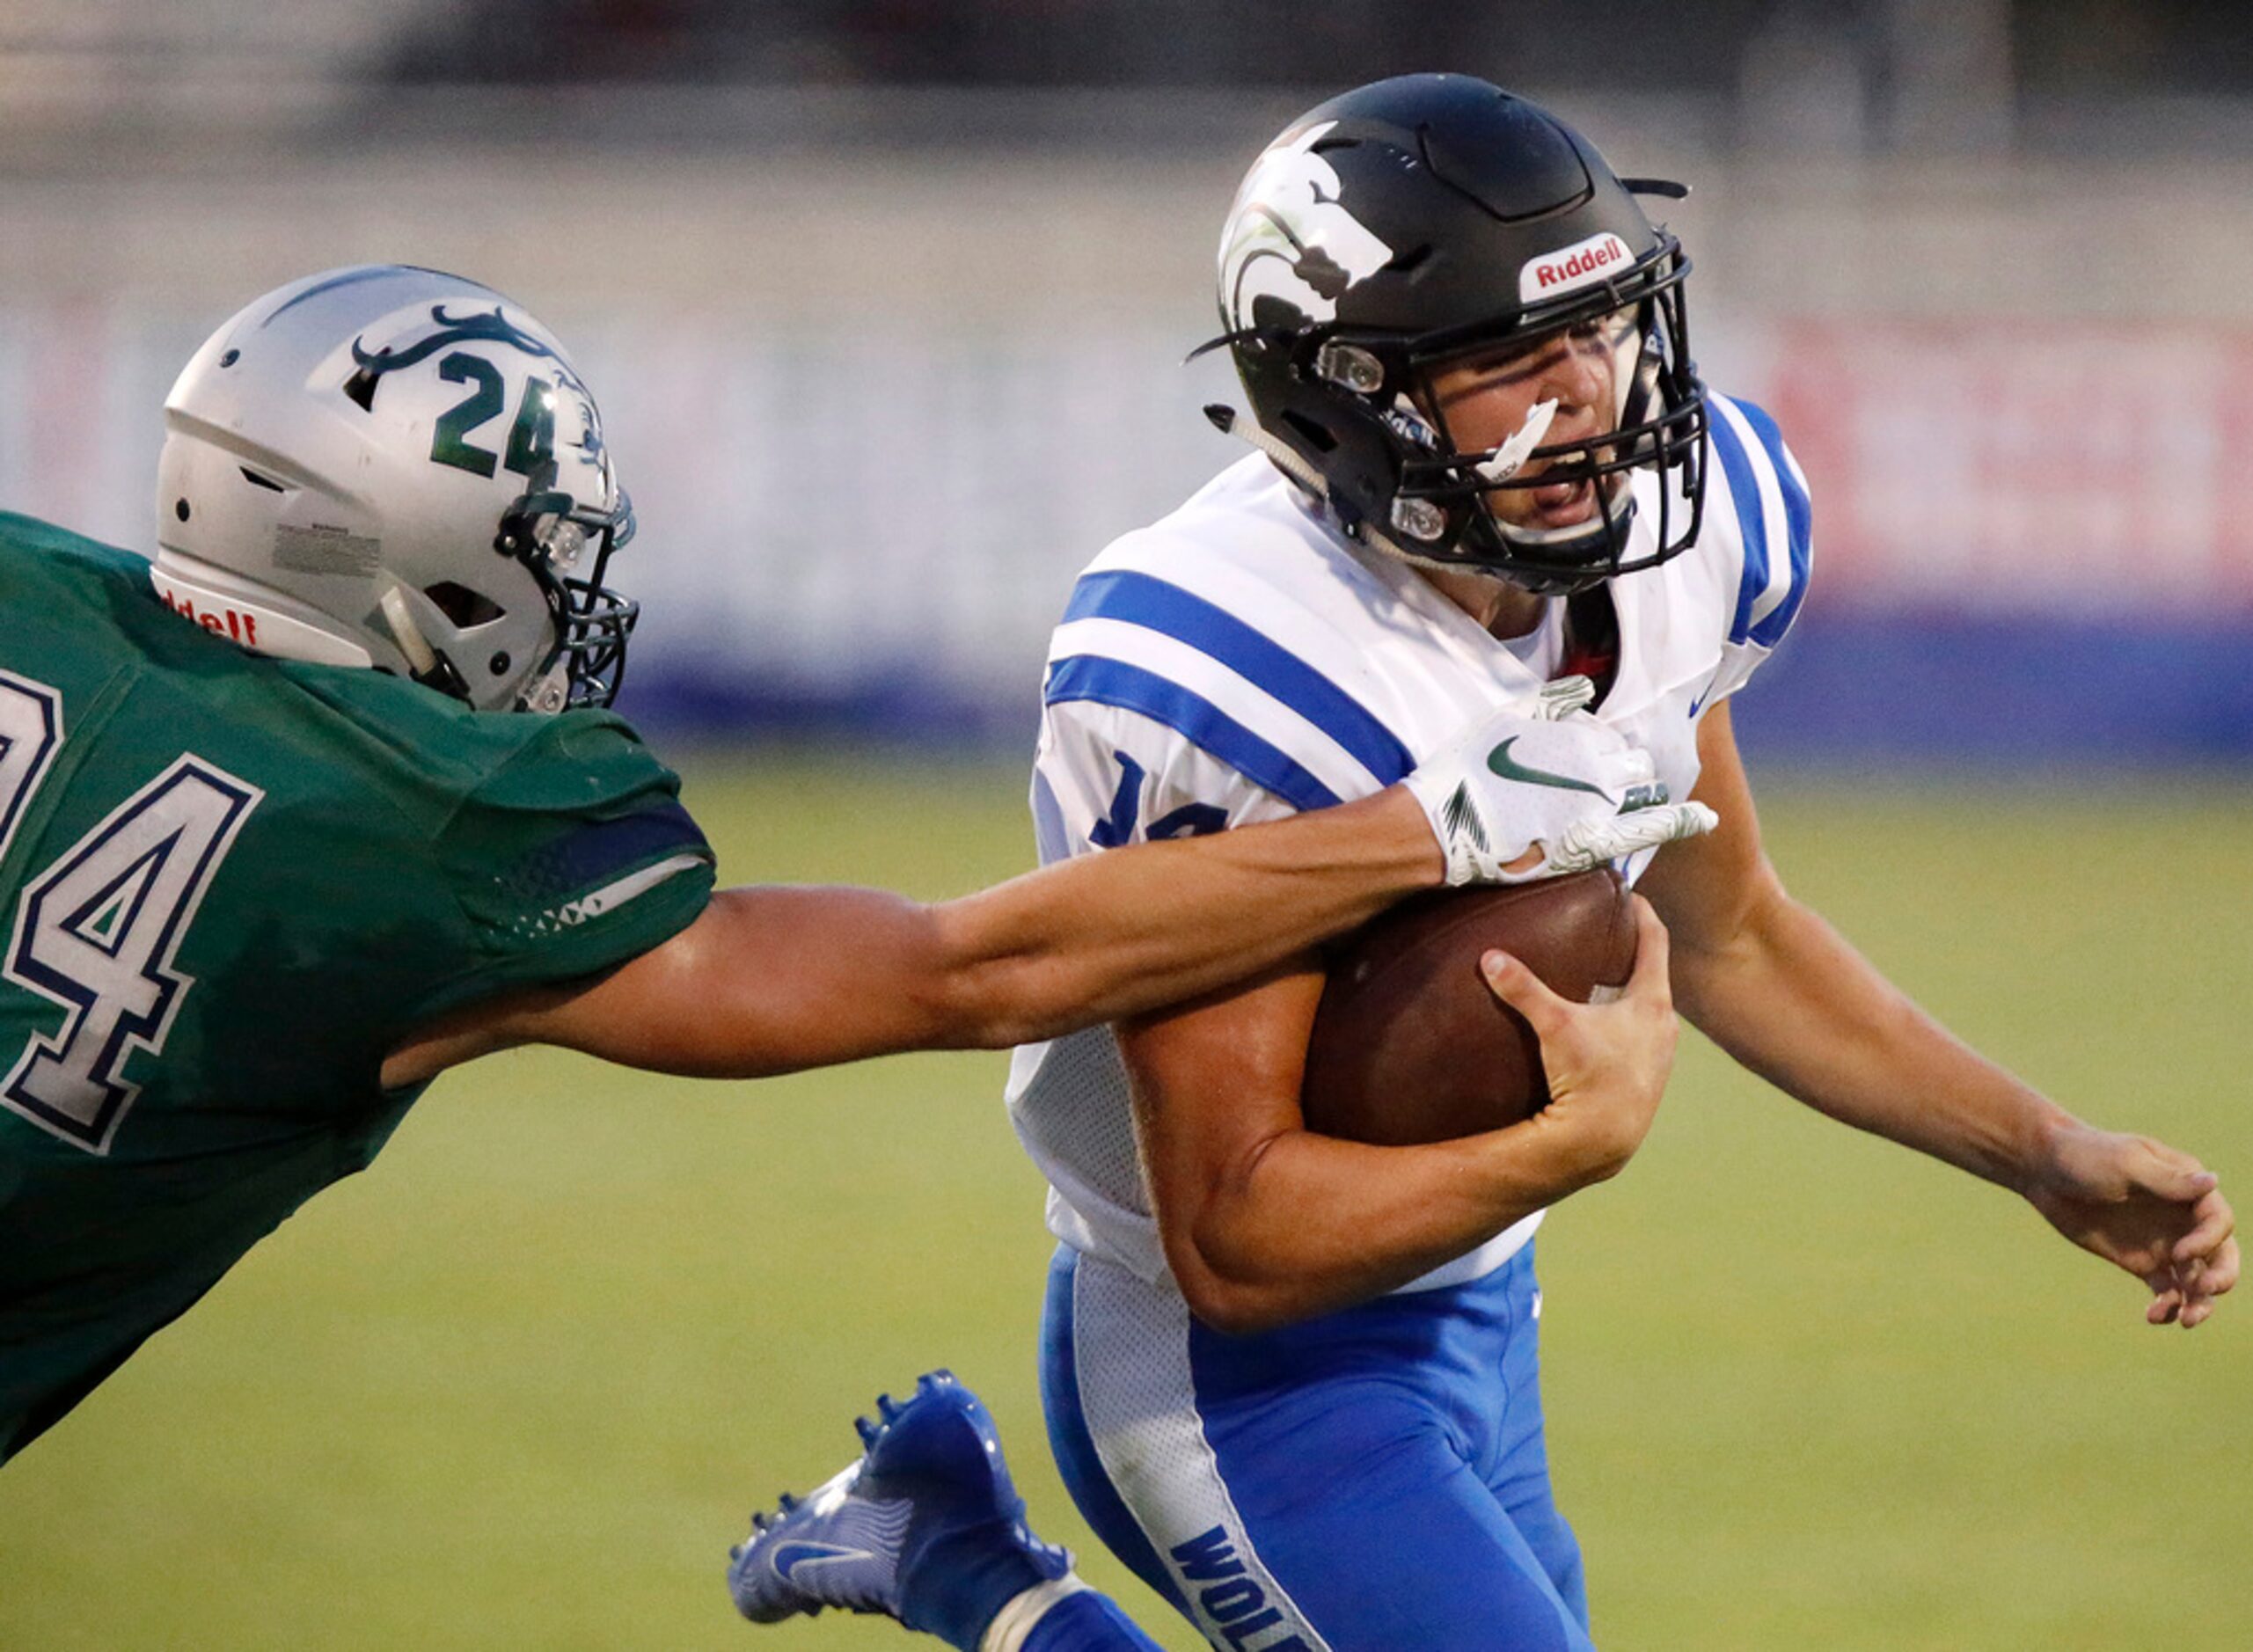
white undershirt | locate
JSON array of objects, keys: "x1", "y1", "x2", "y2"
[{"x1": 1498, "y1": 596, "x2": 1566, "y2": 679}]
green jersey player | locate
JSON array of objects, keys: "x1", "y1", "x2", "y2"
[
  {"x1": 0, "y1": 503, "x2": 713, "y2": 1451},
  {"x1": 0, "y1": 266, "x2": 1713, "y2": 1466}
]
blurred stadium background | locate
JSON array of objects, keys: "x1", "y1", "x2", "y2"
[{"x1": 1, "y1": 3, "x2": 2246, "y2": 1648}]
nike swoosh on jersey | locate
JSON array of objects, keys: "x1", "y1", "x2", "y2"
[
  {"x1": 770, "y1": 1540, "x2": 879, "y2": 1579},
  {"x1": 1485, "y1": 737, "x2": 1613, "y2": 798}
]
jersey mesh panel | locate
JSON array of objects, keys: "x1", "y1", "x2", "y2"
[
  {"x1": 1017, "y1": 1027, "x2": 1159, "y2": 1262},
  {"x1": 1072, "y1": 1252, "x2": 1334, "y2": 1652}
]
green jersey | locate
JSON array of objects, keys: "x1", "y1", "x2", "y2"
[{"x1": 0, "y1": 515, "x2": 715, "y2": 1461}]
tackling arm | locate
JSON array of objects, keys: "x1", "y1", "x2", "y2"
[
  {"x1": 384, "y1": 685, "x2": 1716, "y2": 1091},
  {"x1": 381, "y1": 784, "x2": 1444, "y2": 1087},
  {"x1": 1638, "y1": 702, "x2": 2238, "y2": 1327}
]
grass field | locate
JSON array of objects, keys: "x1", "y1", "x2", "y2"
[{"x1": 2, "y1": 755, "x2": 2247, "y2": 1650}]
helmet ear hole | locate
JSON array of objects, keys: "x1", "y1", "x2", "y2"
[{"x1": 423, "y1": 581, "x2": 504, "y2": 627}]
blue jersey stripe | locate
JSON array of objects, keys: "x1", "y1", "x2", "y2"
[
  {"x1": 1044, "y1": 655, "x2": 1342, "y2": 815},
  {"x1": 1709, "y1": 401, "x2": 1773, "y2": 647},
  {"x1": 1732, "y1": 398, "x2": 1812, "y2": 648},
  {"x1": 1063, "y1": 570, "x2": 1413, "y2": 786}
]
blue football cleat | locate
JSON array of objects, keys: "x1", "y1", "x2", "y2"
[{"x1": 728, "y1": 1371, "x2": 1072, "y2": 1648}]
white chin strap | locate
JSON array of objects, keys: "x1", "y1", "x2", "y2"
[
  {"x1": 1494, "y1": 466, "x2": 1635, "y2": 554},
  {"x1": 382, "y1": 583, "x2": 565, "y2": 713},
  {"x1": 377, "y1": 586, "x2": 441, "y2": 676}
]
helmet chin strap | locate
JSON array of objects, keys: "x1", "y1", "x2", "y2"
[
  {"x1": 377, "y1": 585, "x2": 470, "y2": 701},
  {"x1": 377, "y1": 586, "x2": 439, "y2": 676}
]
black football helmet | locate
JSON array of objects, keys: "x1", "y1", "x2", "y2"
[{"x1": 1203, "y1": 74, "x2": 1708, "y2": 595}]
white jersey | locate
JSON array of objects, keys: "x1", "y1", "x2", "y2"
[{"x1": 1009, "y1": 391, "x2": 1812, "y2": 1292}]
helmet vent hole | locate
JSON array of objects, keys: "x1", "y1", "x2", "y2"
[
  {"x1": 238, "y1": 467, "x2": 286, "y2": 493},
  {"x1": 1385, "y1": 244, "x2": 1433, "y2": 274},
  {"x1": 1280, "y1": 411, "x2": 1339, "y2": 453},
  {"x1": 217, "y1": 348, "x2": 239, "y2": 368},
  {"x1": 342, "y1": 367, "x2": 379, "y2": 413},
  {"x1": 424, "y1": 581, "x2": 504, "y2": 628},
  {"x1": 173, "y1": 498, "x2": 191, "y2": 522}
]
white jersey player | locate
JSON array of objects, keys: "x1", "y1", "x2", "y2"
[
  {"x1": 726, "y1": 70, "x2": 2233, "y2": 1652},
  {"x1": 998, "y1": 74, "x2": 2234, "y2": 1652},
  {"x1": 1013, "y1": 404, "x2": 1803, "y2": 1292}
]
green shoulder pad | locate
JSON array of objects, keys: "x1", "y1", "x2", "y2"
[{"x1": 426, "y1": 712, "x2": 715, "y2": 1007}]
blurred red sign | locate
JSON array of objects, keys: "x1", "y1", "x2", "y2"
[{"x1": 1767, "y1": 320, "x2": 2253, "y2": 615}]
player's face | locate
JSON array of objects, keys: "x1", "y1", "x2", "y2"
[{"x1": 1423, "y1": 308, "x2": 1638, "y2": 533}]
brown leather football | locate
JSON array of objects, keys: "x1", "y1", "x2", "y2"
[{"x1": 1299, "y1": 869, "x2": 1636, "y2": 1146}]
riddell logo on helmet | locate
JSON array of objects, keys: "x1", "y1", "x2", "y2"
[
  {"x1": 1518, "y1": 232, "x2": 1633, "y2": 303},
  {"x1": 157, "y1": 586, "x2": 260, "y2": 647}
]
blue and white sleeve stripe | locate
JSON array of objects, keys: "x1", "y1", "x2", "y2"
[
  {"x1": 1708, "y1": 394, "x2": 1813, "y2": 649},
  {"x1": 1042, "y1": 657, "x2": 1342, "y2": 813},
  {"x1": 1044, "y1": 568, "x2": 1411, "y2": 812}
]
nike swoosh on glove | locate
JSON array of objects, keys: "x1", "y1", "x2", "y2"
[{"x1": 1403, "y1": 676, "x2": 1719, "y2": 885}]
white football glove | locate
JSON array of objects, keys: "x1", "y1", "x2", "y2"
[{"x1": 1404, "y1": 676, "x2": 1720, "y2": 885}]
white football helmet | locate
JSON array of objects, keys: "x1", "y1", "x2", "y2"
[{"x1": 154, "y1": 265, "x2": 637, "y2": 713}]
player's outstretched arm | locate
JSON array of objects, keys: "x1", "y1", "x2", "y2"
[
  {"x1": 383, "y1": 785, "x2": 1448, "y2": 1086},
  {"x1": 1117, "y1": 897, "x2": 1677, "y2": 1335},
  {"x1": 1638, "y1": 702, "x2": 2238, "y2": 1328},
  {"x1": 383, "y1": 691, "x2": 1701, "y2": 1090}
]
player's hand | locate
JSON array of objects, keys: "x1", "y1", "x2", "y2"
[
  {"x1": 2023, "y1": 1125, "x2": 2239, "y2": 1327},
  {"x1": 1405, "y1": 677, "x2": 1718, "y2": 886},
  {"x1": 1481, "y1": 894, "x2": 1677, "y2": 1186}
]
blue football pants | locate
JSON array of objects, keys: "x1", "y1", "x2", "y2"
[{"x1": 1040, "y1": 1241, "x2": 1593, "y2": 1651}]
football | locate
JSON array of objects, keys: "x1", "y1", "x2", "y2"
[{"x1": 1299, "y1": 869, "x2": 1637, "y2": 1146}]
